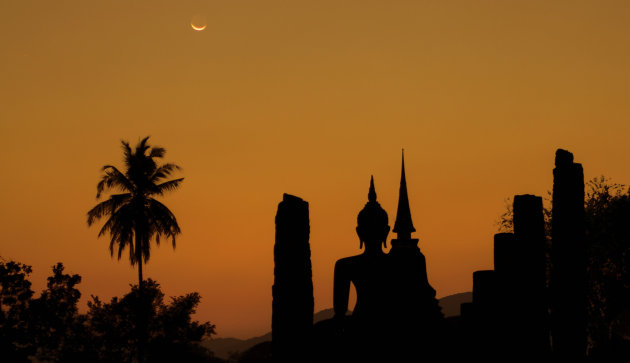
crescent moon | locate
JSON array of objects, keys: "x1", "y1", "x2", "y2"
[{"x1": 191, "y1": 23, "x2": 206, "y2": 31}]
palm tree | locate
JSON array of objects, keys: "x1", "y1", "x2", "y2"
[{"x1": 87, "y1": 136, "x2": 183, "y2": 289}]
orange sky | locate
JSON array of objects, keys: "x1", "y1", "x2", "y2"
[{"x1": 1, "y1": 0, "x2": 630, "y2": 338}]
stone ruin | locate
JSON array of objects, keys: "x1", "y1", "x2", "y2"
[
  {"x1": 270, "y1": 148, "x2": 592, "y2": 361},
  {"x1": 272, "y1": 194, "x2": 313, "y2": 362},
  {"x1": 462, "y1": 149, "x2": 586, "y2": 359}
]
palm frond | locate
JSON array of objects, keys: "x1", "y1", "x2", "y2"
[
  {"x1": 95, "y1": 204, "x2": 135, "y2": 263},
  {"x1": 152, "y1": 178, "x2": 184, "y2": 196},
  {"x1": 149, "y1": 147, "x2": 166, "y2": 158},
  {"x1": 121, "y1": 140, "x2": 133, "y2": 172},
  {"x1": 86, "y1": 193, "x2": 132, "y2": 225},
  {"x1": 150, "y1": 163, "x2": 181, "y2": 183},
  {"x1": 89, "y1": 137, "x2": 183, "y2": 270},
  {"x1": 147, "y1": 198, "x2": 181, "y2": 249},
  {"x1": 141, "y1": 234, "x2": 151, "y2": 263},
  {"x1": 96, "y1": 166, "x2": 133, "y2": 198},
  {"x1": 133, "y1": 212, "x2": 154, "y2": 265},
  {"x1": 136, "y1": 136, "x2": 151, "y2": 156},
  {"x1": 98, "y1": 204, "x2": 132, "y2": 240}
]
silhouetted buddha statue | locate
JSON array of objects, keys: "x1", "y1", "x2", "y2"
[
  {"x1": 333, "y1": 176, "x2": 391, "y2": 359},
  {"x1": 329, "y1": 155, "x2": 444, "y2": 362}
]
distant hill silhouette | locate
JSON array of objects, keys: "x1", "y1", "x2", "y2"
[
  {"x1": 203, "y1": 292, "x2": 472, "y2": 359},
  {"x1": 204, "y1": 334, "x2": 271, "y2": 361}
]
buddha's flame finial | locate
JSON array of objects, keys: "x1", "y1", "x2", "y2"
[{"x1": 368, "y1": 175, "x2": 377, "y2": 202}]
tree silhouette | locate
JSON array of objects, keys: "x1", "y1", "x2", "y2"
[
  {"x1": 582, "y1": 176, "x2": 630, "y2": 356},
  {"x1": 0, "y1": 259, "x2": 34, "y2": 362},
  {"x1": 86, "y1": 136, "x2": 183, "y2": 289},
  {"x1": 87, "y1": 279, "x2": 218, "y2": 363},
  {"x1": 28, "y1": 263, "x2": 89, "y2": 362},
  {"x1": 86, "y1": 136, "x2": 183, "y2": 362},
  {"x1": 0, "y1": 258, "x2": 220, "y2": 362}
]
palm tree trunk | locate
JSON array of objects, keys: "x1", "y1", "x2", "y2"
[
  {"x1": 138, "y1": 253, "x2": 143, "y2": 289},
  {"x1": 135, "y1": 233, "x2": 146, "y2": 363}
]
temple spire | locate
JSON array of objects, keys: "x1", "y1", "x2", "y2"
[{"x1": 393, "y1": 150, "x2": 416, "y2": 240}]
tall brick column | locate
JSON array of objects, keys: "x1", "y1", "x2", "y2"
[
  {"x1": 272, "y1": 194, "x2": 313, "y2": 362},
  {"x1": 513, "y1": 194, "x2": 550, "y2": 356},
  {"x1": 551, "y1": 149, "x2": 586, "y2": 358}
]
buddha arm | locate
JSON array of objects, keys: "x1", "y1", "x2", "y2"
[{"x1": 333, "y1": 260, "x2": 350, "y2": 320}]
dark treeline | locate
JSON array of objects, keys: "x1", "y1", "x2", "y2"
[
  {"x1": 583, "y1": 176, "x2": 630, "y2": 357},
  {"x1": 0, "y1": 261, "x2": 222, "y2": 363}
]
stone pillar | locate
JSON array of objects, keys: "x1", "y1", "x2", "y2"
[
  {"x1": 493, "y1": 232, "x2": 517, "y2": 358},
  {"x1": 458, "y1": 302, "x2": 476, "y2": 358},
  {"x1": 493, "y1": 232, "x2": 519, "y2": 318},
  {"x1": 550, "y1": 149, "x2": 586, "y2": 358},
  {"x1": 272, "y1": 194, "x2": 313, "y2": 362},
  {"x1": 494, "y1": 232, "x2": 517, "y2": 277},
  {"x1": 473, "y1": 270, "x2": 497, "y2": 308},
  {"x1": 471, "y1": 270, "x2": 498, "y2": 357},
  {"x1": 513, "y1": 194, "x2": 550, "y2": 356}
]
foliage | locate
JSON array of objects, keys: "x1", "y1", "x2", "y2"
[
  {"x1": 87, "y1": 279, "x2": 217, "y2": 362},
  {"x1": 583, "y1": 176, "x2": 630, "y2": 354},
  {"x1": 29, "y1": 263, "x2": 87, "y2": 361},
  {"x1": 0, "y1": 259, "x2": 219, "y2": 362},
  {"x1": 86, "y1": 136, "x2": 183, "y2": 280},
  {"x1": 0, "y1": 259, "x2": 34, "y2": 362}
]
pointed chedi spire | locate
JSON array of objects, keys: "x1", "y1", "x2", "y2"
[{"x1": 393, "y1": 149, "x2": 416, "y2": 240}]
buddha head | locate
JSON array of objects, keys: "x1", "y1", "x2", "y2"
[{"x1": 357, "y1": 176, "x2": 390, "y2": 250}]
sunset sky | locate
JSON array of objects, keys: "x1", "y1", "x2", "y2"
[{"x1": 2, "y1": 0, "x2": 630, "y2": 339}]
